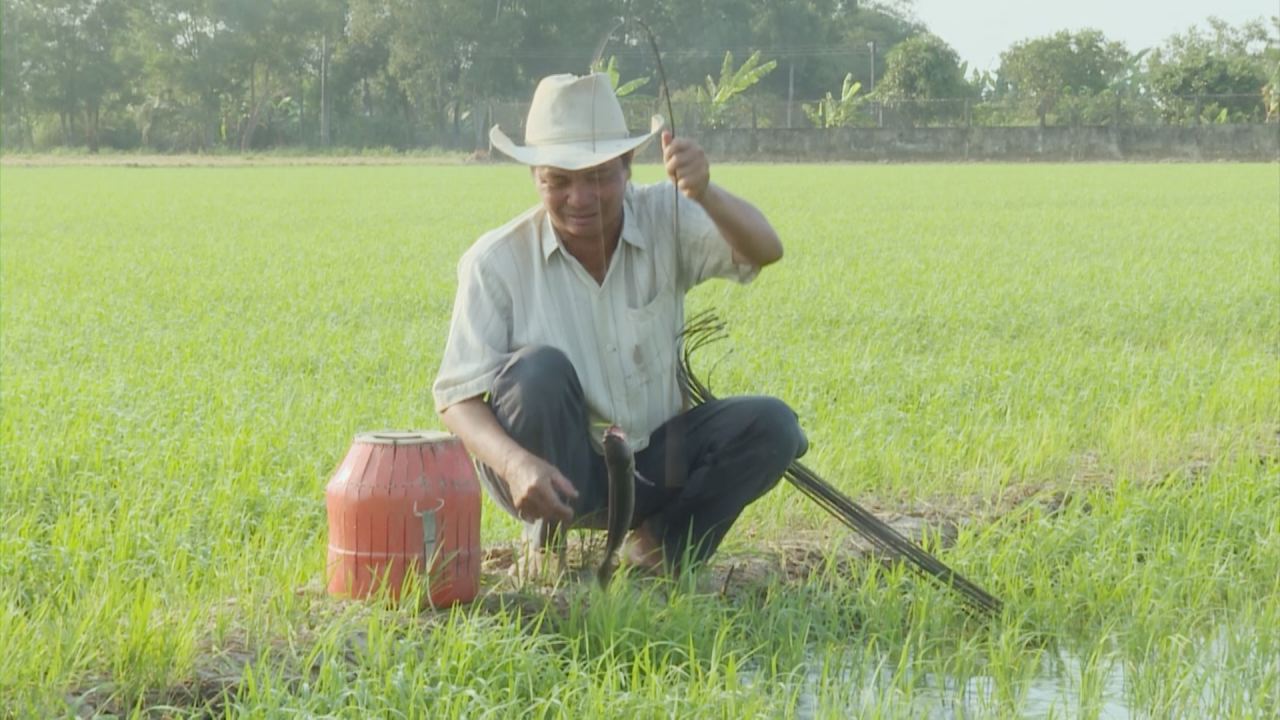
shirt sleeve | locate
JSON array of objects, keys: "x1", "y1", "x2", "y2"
[
  {"x1": 672, "y1": 189, "x2": 760, "y2": 292},
  {"x1": 432, "y1": 248, "x2": 513, "y2": 412}
]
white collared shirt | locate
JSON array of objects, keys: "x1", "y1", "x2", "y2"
[{"x1": 432, "y1": 181, "x2": 757, "y2": 451}]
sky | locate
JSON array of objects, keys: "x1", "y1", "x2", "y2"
[{"x1": 908, "y1": 0, "x2": 1277, "y2": 71}]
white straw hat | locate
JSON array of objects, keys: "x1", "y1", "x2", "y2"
[{"x1": 490, "y1": 73, "x2": 664, "y2": 170}]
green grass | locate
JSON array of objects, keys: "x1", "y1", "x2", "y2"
[{"x1": 2, "y1": 162, "x2": 1277, "y2": 717}]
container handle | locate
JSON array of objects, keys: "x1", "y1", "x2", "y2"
[{"x1": 415, "y1": 498, "x2": 446, "y2": 564}]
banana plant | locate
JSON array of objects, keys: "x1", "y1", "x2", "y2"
[
  {"x1": 1264, "y1": 59, "x2": 1279, "y2": 122},
  {"x1": 694, "y1": 51, "x2": 777, "y2": 128},
  {"x1": 802, "y1": 73, "x2": 864, "y2": 128},
  {"x1": 590, "y1": 55, "x2": 650, "y2": 98}
]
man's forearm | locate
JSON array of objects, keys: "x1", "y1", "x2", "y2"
[
  {"x1": 440, "y1": 396, "x2": 578, "y2": 522},
  {"x1": 697, "y1": 183, "x2": 783, "y2": 267},
  {"x1": 439, "y1": 397, "x2": 528, "y2": 480}
]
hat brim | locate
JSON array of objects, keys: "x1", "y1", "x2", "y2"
[{"x1": 489, "y1": 115, "x2": 665, "y2": 170}]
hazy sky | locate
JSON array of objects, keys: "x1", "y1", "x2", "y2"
[{"x1": 909, "y1": 0, "x2": 1277, "y2": 71}]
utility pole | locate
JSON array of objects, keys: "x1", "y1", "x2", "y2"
[
  {"x1": 867, "y1": 41, "x2": 876, "y2": 93},
  {"x1": 320, "y1": 35, "x2": 330, "y2": 146},
  {"x1": 787, "y1": 63, "x2": 795, "y2": 129},
  {"x1": 867, "y1": 41, "x2": 880, "y2": 128}
]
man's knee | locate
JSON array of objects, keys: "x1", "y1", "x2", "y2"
[
  {"x1": 492, "y1": 345, "x2": 578, "y2": 408},
  {"x1": 748, "y1": 396, "x2": 808, "y2": 464}
]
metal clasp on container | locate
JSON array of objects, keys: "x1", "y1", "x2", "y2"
[{"x1": 414, "y1": 498, "x2": 446, "y2": 564}]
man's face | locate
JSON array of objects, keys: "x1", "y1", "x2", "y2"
[{"x1": 533, "y1": 157, "x2": 631, "y2": 246}]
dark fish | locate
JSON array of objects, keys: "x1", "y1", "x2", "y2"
[{"x1": 598, "y1": 425, "x2": 635, "y2": 587}]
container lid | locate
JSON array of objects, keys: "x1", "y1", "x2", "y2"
[{"x1": 354, "y1": 430, "x2": 455, "y2": 446}]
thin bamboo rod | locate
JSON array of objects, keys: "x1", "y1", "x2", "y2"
[{"x1": 678, "y1": 311, "x2": 1003, "y2": 616}]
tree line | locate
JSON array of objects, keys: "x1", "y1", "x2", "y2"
[{"x1": 1, "y1": 1, "x2": 1276, "y2": 153}]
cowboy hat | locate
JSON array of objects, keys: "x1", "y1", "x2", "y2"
[{"x1": 490, "y1": 73, "x2": 664, "y2": 170}]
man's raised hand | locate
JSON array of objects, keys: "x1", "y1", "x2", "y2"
[{"x1": 661, "y1": 130, "x2": 711, "y2": 202}]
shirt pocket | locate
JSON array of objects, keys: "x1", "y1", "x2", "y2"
[{"x1": 622, "y1": 290, "x2": 678, "y2": 390}]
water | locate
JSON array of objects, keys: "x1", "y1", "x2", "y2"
[
  {"x1": 743, "y1": 625, "x2": 1276, "y2": 719},
  {"x1": 794, "y1": 647, "x2": 1130, "y2": 719}
]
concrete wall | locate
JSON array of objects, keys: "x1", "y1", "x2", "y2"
[{"x1": 681, "y1": 124, "x2": 1280, "y2": 162}]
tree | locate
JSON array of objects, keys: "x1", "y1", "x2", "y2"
[
  {"x1": 875, "y1": 33, "x2": 969, "y2": 126},
  {"x1": 998, "y1": 29, "x2": 1129, "y2": 127},
  {"x1": 7, "y1": 0, "x2": 1275, "y2": 151},
  {"x1": 380, "y1": 0, "x2": 489, "y2": 143},
  {"x1": 748, "y1": 0, "x2": 839, "y2": 105},
  {"x1": 1102, "y1": 48, "x2": 1153, "y2": 126},
  {"x1": 1147, "y1": 17, "x2": 1277, "y2": 124},
  {"x1": 332, "y1": 0, "x2": 410, "y2": 146},
  {"x1": 232, "y1": 0, "x2": 329, "y2": 151},
  {"x1": 21, "y1": 0, "x2": 130, "y2": 150},
  {"x1": 131, "y1": 0, "x2": 252, "y2": 150},
  {"x1": 1, "y1": 0, "x2": 37, "y2": 147},
  {"x1": 830, "y1": 2, "x2": 924, "y2": 100}
]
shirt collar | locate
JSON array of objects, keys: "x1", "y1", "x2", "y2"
[{"x1": 539, "y1": 184, "x2": 649, "y2": 261}]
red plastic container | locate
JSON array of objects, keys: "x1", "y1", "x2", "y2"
[{"x1": 325, "y1": 430, "x2": 481, "y2": 606}]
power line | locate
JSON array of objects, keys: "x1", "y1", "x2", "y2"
[{"x1": 471, "y1": 44, "x2": 880, "y2": 61}]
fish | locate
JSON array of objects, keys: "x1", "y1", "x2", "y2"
[{"x1": 597, "y1": 425, "x2": 635, "y2": 587}]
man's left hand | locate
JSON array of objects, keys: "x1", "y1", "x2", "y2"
[{"x1": 661, "y1": 131, "x2": 710, "y2": 202}]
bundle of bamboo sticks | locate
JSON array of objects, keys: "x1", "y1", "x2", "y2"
[{"x1": 677, "y1": 311, "x2": 1003, "y2": 617}]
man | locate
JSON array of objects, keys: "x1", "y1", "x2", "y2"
[{"x1": 432, "y1": 73, "x2": 806, "y2": 575}]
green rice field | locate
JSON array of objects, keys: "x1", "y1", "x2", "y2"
[{"x1": 1, "y1": 161, "x2": 1277, "y2": 717}]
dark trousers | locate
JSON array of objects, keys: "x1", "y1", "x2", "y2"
[{"x1": 476, "y1": 345, "x2": 808, "y2": 568}]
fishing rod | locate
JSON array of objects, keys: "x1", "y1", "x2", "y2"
[
  {"x1": 678, "y1": 311, "x2": 1004, "y2": 617},
  {"x1": 585, "y1": 18, "x2": 678, "y2": 587},
  {"x1": 591, "y1": 16, "x2": 679, "y2": 244}
]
